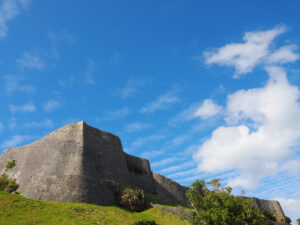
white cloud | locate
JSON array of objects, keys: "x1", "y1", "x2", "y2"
[
  {"x1": 3, "y1": 76, "x2": 35, "y2": 95},
  {"x1": 85, "y1": 58, "x2": 97, "y2": 85},
  {"x1": 204, "y1": 25, "x2": 299, "y2": 77},
  {"x1": 43, "y1": 99, "x2": 60, "y2": 112},
  {"x1": 0, "y1": 0, "x2": 31, "y2": 38},
  {"x1": 23, "y1": 119, "x2": 53, "y2": 128},
  {"x1": 116, "y1": 79, "x2": 150, "y2": 99},
  {"x1": 140, "y1": 90, "x2": 180, "y2": 113},
  {"x1": 1, "y1": 134, "x2": 32, "y2": 149},
  {"x1": 17, "y1": 51, "x2": 45, "y2": 70},
  {"x1": 0, "y1": 122, "x2": 3, "y2": 133},
  {"x1": 194, "y1": 67, "x2": 300, "y2": 189},
  {"x1": 194, "y1": 99, "x2": 222, "y2": 119},
  {"x1": 267, "y1": 45, "x2": 299, "y2": 64},
  {"x1": 9, "y1": 102, "x2": 36, "y2": 113},
  {"x1": 103, "y1": 107, "x2": 130, "y2": 121},
  {"x1": 124, "y1": 121, "x2": 152, "y2": 132}
]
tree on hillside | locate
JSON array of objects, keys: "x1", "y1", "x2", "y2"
[
  {"x1": 207, "y1": 178, "x2": 221, "y2": 191},
  {"x1": 186, "y1": 179, "x2": 270, "y2": 225}
]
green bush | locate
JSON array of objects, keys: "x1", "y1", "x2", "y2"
[
  {"x1": 0, "y1": 173, "x2": 9, "y2": 191},
  {"x1": 120, "y1": 187, "x2": 145, "y2": 212},
  {"x1": 284, "y1": 216, "x2": 291, "y2": 224},
  {"x1": 134, "y1": 220, "x2": 159, "y2": 225},
  {"x1": 297, "y1": 217, "x2": 300, "y2": 225},
  {"x1": 186, "y1": 179, "x2": 269, "y2": 225},
  {"x1": 6, "y1": 160, "x2": 16, "y2": 170},
  {"x1": 262, "y1": 210, "x2": 276, "y2": 221},
  {"x1": 0, "y1": 173, "x2": 19, "y2": 193}
]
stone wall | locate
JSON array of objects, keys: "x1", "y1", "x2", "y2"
[
  {"x1": 153, "y1": 173, "x2": 188, "y2": 206},
  {"x1": 0, "y1": 121, "x2": 188, "y2": 206}
]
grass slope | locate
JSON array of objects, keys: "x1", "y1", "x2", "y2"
[{"x1": 0, "y1": 192, "x2": 190, "y2": 225}]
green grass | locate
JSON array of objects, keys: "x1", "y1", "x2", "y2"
[{"x1": 0, "y1": 191, "x2": 190, "y2": 225}]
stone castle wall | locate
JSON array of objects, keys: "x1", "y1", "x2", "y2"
[
  {"x1": 0, "y1": 121, "x2": 286, "y2": 217},
  {"x1": 0, "y1": 121, "x2": 187, "y2": 206}
]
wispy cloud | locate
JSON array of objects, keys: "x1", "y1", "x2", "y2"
[
  {"x1": 159, "y1": 161, "x2": 196, "y2": 174},
  {"x1": 109, "y1": 52, "x2": 121, "y2": 65},
  {"x1": 48, "y1": 30, "x2": 77, "y2": 46},
  {"x1": 9, "y1": 102, "x2": 36, "y2": 113},
  {"x1": 151, "y1": 157, "x2": 178, "y2": 168},
  {"x1": 85, "y1": 58, "x2": 97, "y2": 85},
  {"x1": 168, "y1": 102, "x2": 201, "y2": 126},
  {"x1": 124, "y1": 121, "x2": 152, "y2": 133},
  {"x1": 17, "y1": 51, "x2": 45, "y2": 71},
  {"x1": 1, "y1": 134, "x2": 33, "y2": 149},
  {"x1": 103, "y1": 107, "x2": 131, "y2": 121},
  {"x1": 0, "y1": 0, "x2": 32, "y2": 39},
  {"x1": 204, "y1": 25, "x2": 299, "y2": 77},
  {"x1": 59, "y1": 75, "x2": 75, "y2": 88},
  {"x1": 23, "y1": 119, "x2": 53, "y2": 128},
  {"x1": 3, "y1": 75, "x2": 35, "y2": 95},
  {"x1": 0, "y1": 122, "x2": 3, "y2": 133},
  {"x1": 126, "y1": 134, "x2": 166, "y2": 153},
  {"x1": 115, "y1": 78, "x2": 150, "y2": 99},
  {"x1": 140, "y1": 90, "x2": 181, "y2": 113},
  {"x1": 48, "y1": 30, "x2": 77, "y2": 59},
  {"x1": 140, "y1": 150, "x2": 164, "y2": 159},
  {"x1": 43, "y1": 99, "x2": 61, "y2": 112}
]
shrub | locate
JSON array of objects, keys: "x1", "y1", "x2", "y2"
[
  {"x1": 0, "y1": 173, "x2": 9, "y2": 191},
  {"x1": 186, "y1": 179, "x2": 269, "y2": 225},
  {"x1": 284, "y1": 216, "x2": 291, "y2": 224},
  {"x1": 6, "y1": 160, "x2": 16, "y2": 170},
  {"x1": 134, "y1": 220, "x2": 159, "y2": 225},
  {"x1": 0, "y1": 173, "x2": 19, "y2": 193},
  {"x1": 119, "y1": 187, "x2": 145, "y2": 212},
  {"x1": 297, "y1": 217, "x2": 300, "y2": 225},
  {"x1": 262, "y1": 210, "x2": 276, "y2": 221}
]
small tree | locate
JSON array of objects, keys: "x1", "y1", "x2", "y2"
[
  {"x1": 297, "y1": 217, "x2": 300, "y2": 225},
  {"x1": 207, "y1": 178, "x2": 221, "y2": 191},
  {"x1": 241, "y1": 189, "x2": 245, "y2": 196},
  {"x1": 186, "y1": 179, "x2": 268, "y2": 225}
]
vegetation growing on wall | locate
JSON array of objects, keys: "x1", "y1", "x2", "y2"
[
  {"x1": 0, "y1": 173, "x2": 19, "y2": 193},
  {"x1": 5, "y1": 160, "x2": 16, "y2": 170}
]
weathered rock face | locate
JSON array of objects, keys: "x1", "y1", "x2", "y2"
[
  {"x1": 250, "y1": 197, "x2": 286, "y2": 224},
  {"x1": 0, "y1": 121, "x2": 187, "y2": 206}
]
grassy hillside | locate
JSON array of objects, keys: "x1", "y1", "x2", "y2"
[{"x1": 0, "y1": 191, "x2": 190, "y2": 225}]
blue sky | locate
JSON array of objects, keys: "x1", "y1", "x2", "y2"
[{"x1": 0, "y1": 0, "x2": 300, "y2": 222}]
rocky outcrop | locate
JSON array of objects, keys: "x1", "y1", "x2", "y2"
[
  {"x1": 0, "y1": 121, "x2": 187, "y2": 206},
  {"x1": 250, "y1": 197, "x2": 286, "y2": 224}
]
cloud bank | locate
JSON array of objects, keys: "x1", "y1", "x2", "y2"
[{"x1": 195, "y1": 26, "x2": 300, "y2": 189}]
